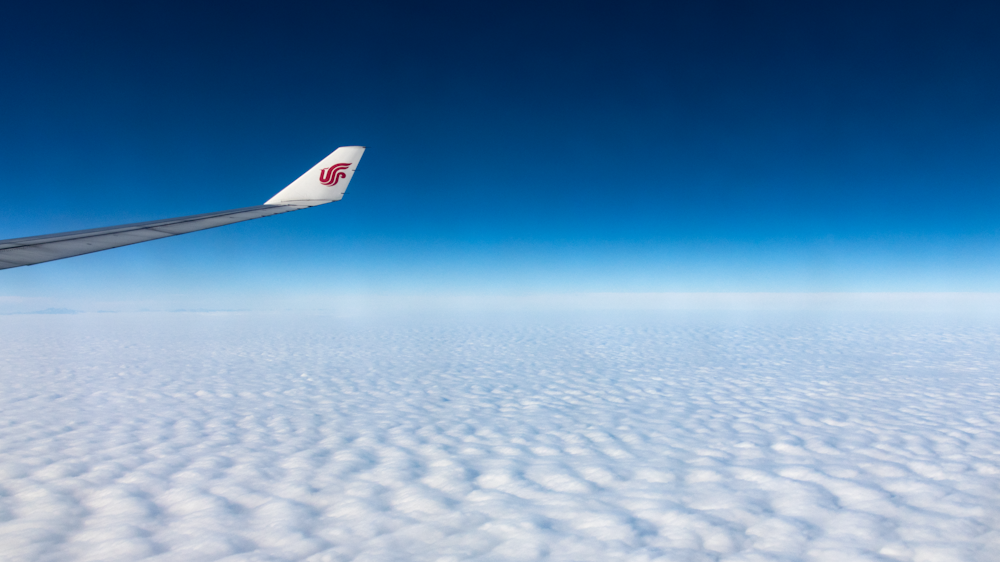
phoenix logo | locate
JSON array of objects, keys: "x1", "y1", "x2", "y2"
[{"x1": 319, "y1": 163, "x2": 351, "y2": 186}]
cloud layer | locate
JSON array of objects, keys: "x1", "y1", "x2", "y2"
[{"x1": 1, "y1": 313, "x2": 998, "y2": 561}]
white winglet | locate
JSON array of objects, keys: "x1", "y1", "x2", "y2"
[{"x1": 266, "y1": 146, "x2": 366, "y2": 206}]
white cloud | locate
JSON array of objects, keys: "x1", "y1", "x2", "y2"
[{"x1": 0, "y1": 313, "x2": 998, "y2": 560}]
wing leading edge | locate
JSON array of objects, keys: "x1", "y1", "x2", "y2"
[{"x1": 0, "y1": 146, "x2": 365, "y2": 270}]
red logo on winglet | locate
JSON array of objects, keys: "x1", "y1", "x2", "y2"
[{"x1": 319, "y1": 163, "x2": 351, "y2": 186}]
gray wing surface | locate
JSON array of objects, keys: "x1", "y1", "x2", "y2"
[{"x1": 0, "y1": 204, "x2": 304, "y2": 270}]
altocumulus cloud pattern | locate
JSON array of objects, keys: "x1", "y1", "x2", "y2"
[{"x1": 0, "y1": 314, "x2": 998, "y2": 561}]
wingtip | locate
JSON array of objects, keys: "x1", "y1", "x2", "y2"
[{"x1": 264, "y1": 146, "x2": 365, "y2": 206}]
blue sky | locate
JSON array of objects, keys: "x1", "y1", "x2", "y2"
[{"x1": 2, "y1": 1, "x2": 1000, "y2": 310}]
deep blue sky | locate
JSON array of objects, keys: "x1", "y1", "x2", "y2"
[{"x1": 2, "y1": 1, "x2": 1000, "y2": 310}]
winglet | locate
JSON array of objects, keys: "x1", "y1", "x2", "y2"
[{"x1": 266, "y1": 146, "x2": 366, "y2": 206}]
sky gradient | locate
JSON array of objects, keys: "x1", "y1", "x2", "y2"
[{"x1": 2, "y1": 1, "x2": 1000, "y2": 311}]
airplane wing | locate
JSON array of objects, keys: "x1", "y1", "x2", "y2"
[{"x1": 0, "y1": 146, "x2": 365, "y2": 270}]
